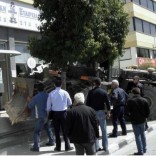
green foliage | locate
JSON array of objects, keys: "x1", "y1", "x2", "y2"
[{"x1": 29, "y1": 0, "x2": 129, "y2": 69}]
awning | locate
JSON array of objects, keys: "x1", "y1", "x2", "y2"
[{"x1": 0, "y1": 50, "x2": 21, "y2": 56}]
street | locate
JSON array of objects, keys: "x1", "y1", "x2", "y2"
[
  {"x1": 111, "y1": 129, "x2": 156, "y2": 155},
  {"x1": 0, "y1": 121, "x2": 156, "y2": 155}
]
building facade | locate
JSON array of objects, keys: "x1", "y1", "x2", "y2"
[
  {"x1": 118, "y1": 0, "x2": 156, "y2": 69},
  {"x1": 0, "y1": 0, "x2": 40, "y2": 108}
]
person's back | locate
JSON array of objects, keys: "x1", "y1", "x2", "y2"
[
  {"x1": 111, "y1": 87, "x2": 128, "y2": 108},
  {"x1": 66, "y1": 104, "x2": 98, "y2": 143},
  {"x1": 127, "y1": 94, "x2": 150, "y2": 124},
  {"x1": 87, "y1": 87, "x2": 110, "y2": 111},
  {"x1": 28, "y1": 85, "x2": 48, "y2": 119},
  {"x1": 110, "y1": 80, "x2": 127, "y2": 137},
  {"x1": 28, "y1": 83, "x2": 48, "y2": 152},
  {"x1": 126, "y1": 87, "x2": 150, "y2": 155},
  {"x1": 65, "y1": 92, "x2": 99, "y2": 155},
  {"x1": 86, "y1": 78, "x2": 110, "y2": 152},
  {"x1": 46, "y1": 77, "x2": 73, "y2": 152}
]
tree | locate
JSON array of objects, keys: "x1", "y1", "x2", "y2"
[{"x1": 29, "y1": 0, "x2": 129, "y2": 70}]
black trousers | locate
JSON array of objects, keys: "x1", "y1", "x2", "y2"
[
  {"x1": 74, "y1": 142, "x2": 96, "y2": 155},
  {"x1": 112, "y1": 106, "x2": 127, "y2": 135},
  {"x1": 53, "y1": 110, "x2": 70, "y2": 150}
]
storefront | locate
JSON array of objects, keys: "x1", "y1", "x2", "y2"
[{"x1": 0, "y1": 0, "x2": 41, "y2": 109}]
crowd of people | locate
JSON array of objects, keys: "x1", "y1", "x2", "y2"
[{"x1": 27, "y1": 76, "x2": 150, "y2": 155}]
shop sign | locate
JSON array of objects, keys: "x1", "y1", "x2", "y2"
[
  {"x1": 137, "y1": 57, "x2": 156, "y2": 66},
  {"x1": 0, "y1": 0, "x2": 40, "y2": 32}
]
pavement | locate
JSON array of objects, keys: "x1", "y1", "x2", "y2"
[{"x1": 0, "y1": 111, "x2": 156, "y2": 155}]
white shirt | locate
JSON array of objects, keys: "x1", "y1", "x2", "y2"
[{"x1": 46, "y1": 87, "x2": 72, "y2": 111}]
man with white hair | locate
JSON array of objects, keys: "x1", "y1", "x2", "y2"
[
  {"x1": 110, "y1": 79, "x2": 128, "y2": 137},
  {"x1": 65, "y1": 92, "x2": 99, "y2": 155}
]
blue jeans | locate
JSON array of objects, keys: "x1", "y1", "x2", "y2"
[
  {"x1": 33, "y1": 118, "x2": 46, "y2": 150},
  {"x1": 95, "y1": 110, "x2": 108, "y2": 151},
  {"x1": 132, "y1": 123, "x2": 146, "y2": 154},
  {"x1": 44, "y1": 120, "x2": 55, "y2": 144}
]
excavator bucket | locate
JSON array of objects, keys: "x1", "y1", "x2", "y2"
[{"x1": 4, "y1": 78, "x2": 34, "y2": 125}]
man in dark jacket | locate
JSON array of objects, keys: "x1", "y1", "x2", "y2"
[
  {"x1": 86, "y1": 78, "x2": 110, "y2": 152},
  {"x1": 126, "y1": 87, "x2": 150, "y2": 155},
  {"x1": 127, "y1": 75, "x2": 148, "y2": 130},
  {"x1": 65, "y1": 93, "x2": 99, "y2": 155},
  {"x1": 110, "y1": 80, "x2": 128, "y2": 137},
  {"x1": 127, "y1": 75, "x2": 144, "y2": 97}
]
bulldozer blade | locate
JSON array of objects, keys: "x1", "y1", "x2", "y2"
[{"x1": 4, "y1": 78, "x2": 34, "y2": 125}]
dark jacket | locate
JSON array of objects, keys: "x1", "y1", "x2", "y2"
[
  {"x1": 111, "y1": 87, "x2": 128, "y2": 108},
  {"x1": 65, "y1": 103, "x2": 99, "y2": 143},
  {"x1": 86, "y1": 87, "x2": 110, "y2": 111},
  {"x1": 127, "y1": 82, "x2": 144, "y2": 97},
  {"x1": 126, "y1": 95, "x2": 150, "y2": 124}
]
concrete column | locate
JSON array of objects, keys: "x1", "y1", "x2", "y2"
[{"x1": 5, "y1": 28, "x2": 15, "y2": 101}]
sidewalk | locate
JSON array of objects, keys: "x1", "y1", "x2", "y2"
[{"x1": 0, "y1": 110, "x2": 156, "y2": 155}]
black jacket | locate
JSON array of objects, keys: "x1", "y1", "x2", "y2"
[
  {"x1": 127, "y1": 82, "x2": 144, "y2": 97},
  {"x1": 126, "y1": 95, "x2": 150, "y2": 124},
  {"x1": 86, "y1": 87, "x2": 110, "y2": 111},
  {"x1": 65, "y1": 103, "x2": 99, "y2": 143}
]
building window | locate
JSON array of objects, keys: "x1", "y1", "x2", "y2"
[
  {"x1": 133, "y1": 0, "x2": 140, "y2": 4},
  {"x1": 143, "y1": 21, "x2": 150, "y2": 35},
  {"x1": 15, "y1": 44, "x2": 31, "y2": 63},
  {"x1": 133, "y1": 17, "x2": 156, "y2": 36},
  {"x1": 154, "y1": 2, "x2": 156, "y2": 12},
  {"x1": 0, "y1": 42, "x2": 6, "y2": 50},
  {"x1": 147, "y1": 0, "x2": 154, "y2": 11},
  {"x1": 137, "y1": 48, "x2": 150, "y2": 58},
  {"x1": 133, "y1": 0, "x2": 156, "y2": 14},
  {"x1": 134, "y1": 18, "x2": 143, "y2": 32},
  {"x1": 150, "y1": 24, "x2": 156, "y2": 36},
  {"x1": 15, "y1": 44, "x2": 30, "y2": 53},
  {"x1": 140, "y1": 0, "x2": 148, "y2": 8},
  {"x1": 153, "y1": 50, "x2": 156, "y2": 58}
]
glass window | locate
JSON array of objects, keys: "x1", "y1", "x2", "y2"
[
  {"x1": 143, "y1": 21, "x2": 150, "y2": 35},
  {"x1": 150, "y1": 24, "x2": 156, "y2": 36},
  {"x1": 147, "y1": 0, "x2": 154, "y2": 11},
  {"x1": 15, "y1": 44, "x2": 31, "y2": 63},
  {"x1": 134, "y1": 18, "x2": 143, "y2": 32},
  {"x1": 133, "y1": 0, "x2": 140, "y2": 4},
  {"x1": 0, "y1": 42, "x2": 6, "y2": 50},
  {"x1": 15, "y1": 44, "x2": 30, "y2": 53},
  {"x1": 140, "y1": 0, "x2": 148, "y2": 8},
  {"x1": 137, "y1": 48, "x2": 150, "y2": 58},
  {"x1": 153, "y1": 50, "x2": 156, "y2": 58},
  {"x1": 154, "y1": 2, "x2": 156, "y2": 12}
]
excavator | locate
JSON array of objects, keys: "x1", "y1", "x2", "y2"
[{"x1": 4, "y1": 62, "x2": 156, "y2": 124}]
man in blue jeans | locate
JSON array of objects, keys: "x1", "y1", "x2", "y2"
[
  {"x1": 126, "y1": 87, "x2": 150, "y2": 155},
  {"x1": 86, "y1": 78, "x2": 111, "y2": 153},
  {"x1": 28, "y1": 83, "x2": 55, "y2": 152},
  {"x1": 44, "y1": 119, "x2": 55, "y2": 146}
]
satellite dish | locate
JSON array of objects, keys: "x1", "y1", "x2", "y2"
[{"x1": 27, "y1": 57, "x2": 36, "y2": 69}]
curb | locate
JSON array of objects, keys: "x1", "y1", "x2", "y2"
[{"x1": 107, "y1": 124, "x2": 156, "y2": 155}]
